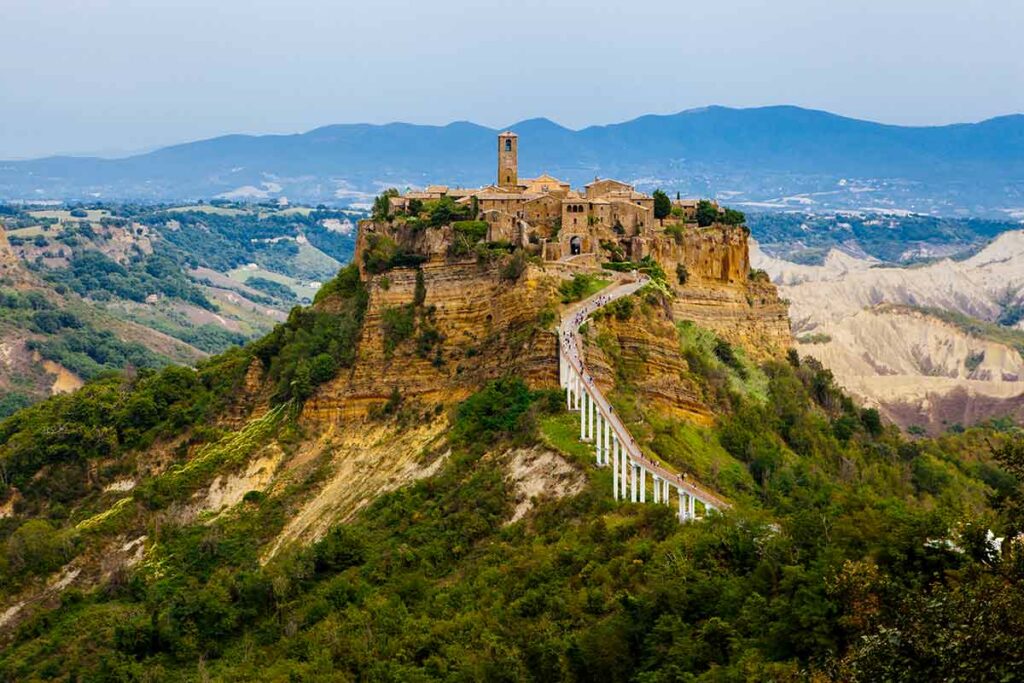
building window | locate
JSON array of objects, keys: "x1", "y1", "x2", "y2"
[{"x1": 505, "y1": 139, "x2": 512, "y2": 152}]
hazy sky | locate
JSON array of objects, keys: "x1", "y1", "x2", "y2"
[{"x1": 3, "y1": 0, "x2": 1022, "y2": 159}]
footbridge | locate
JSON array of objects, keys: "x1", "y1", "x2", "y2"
[{"x1": 558, "y1": 275, "x2": 730, "y2": 521}]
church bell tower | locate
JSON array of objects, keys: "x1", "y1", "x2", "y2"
[{"x1": 497, "y1": 131, "x2": 518, "y2": 188}]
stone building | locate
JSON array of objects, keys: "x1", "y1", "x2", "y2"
[{"x1": 389, "y1": 131, "x2": 695, "y2": 262}]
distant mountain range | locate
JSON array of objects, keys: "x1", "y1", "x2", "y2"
[{"x1": 2, "y1": 106, "x2": 1023, "y2": 214}]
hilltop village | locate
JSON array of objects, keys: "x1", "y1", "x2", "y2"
[{"x1": 382, "y1": 131, "x2": 713, "y2": 264}]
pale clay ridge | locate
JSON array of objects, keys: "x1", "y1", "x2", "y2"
[
  {"x1": 751, "y1": 231, "x2": 1024, "y2": 426},
  {"x1": 558, "y1": 276, "x2": 728, "y2": 519},
  {"x1": 752, "y1": 231, "x2": 1024, "y2": 328}
]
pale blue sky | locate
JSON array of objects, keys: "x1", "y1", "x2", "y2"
[{"x1": 2, "y1": 0, "x2": 1022, "y2": 158}]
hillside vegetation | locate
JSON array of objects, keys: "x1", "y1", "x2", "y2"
[
  {"x1": 0, "y1": 256, "x2": 1023, "y2": 681},
  {"x1": 0, "y1": 202, "x2": 361, "y2": 412}
]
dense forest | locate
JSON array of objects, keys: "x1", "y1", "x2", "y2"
[{"x1": 0, "y1": 261, "x2": 1023, "y2": 681}]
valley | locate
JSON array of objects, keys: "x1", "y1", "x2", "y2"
[{"x1": 0, "y1": 203, "x2": 360, "y2": 414}]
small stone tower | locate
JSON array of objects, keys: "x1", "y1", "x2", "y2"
[{"x1": 497, "y1": 131, "x2": 518, "y2": 188}]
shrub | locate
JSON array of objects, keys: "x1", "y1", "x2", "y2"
[
  {"x1": 413, "y1": 269, "x2": 427, "y2": 307},
  {"x1": 500, "y1": 251, "x2": 528, "y2": 282},
  {"x1": 713, "y1": 339, "x2": 747, "y2": 379},
  {"x1": 965, "y1": 350, "x2": 985, "y2": 373},
  {"x1": 416, "y1": 324, "x2": 443, "y2": 358},
  {"x1": 313, "y1": 526, "x2": 368, "y2": 574},
  {"x1": 253, "y1": 264, "x2": 368, "y2": 401},
  {"x1": 381, "y1": 304, "x2": 416, "y2": 355},
  {"x1": 606, "y1": 297, "x2": 634, "y2": 321},
  {"x1": 0, "y1": 391, "x2": 31, "y2": 418},
  {"x1": 676, "y1": 263, "x2": 689, "y2": 285},
  {"x1": 665, "y1": 224, "x2": 685, "y2": 244},
  {"x1": 451, "y1": 377, "x2": 538, "y2": 446},
  {"x1": 362, "y1": 234, "x2": 398, "y2": 274},
  {"x1": 427, "y1": 196, "x2": 471, "y2": 228},
  {"x1": 723, "y1": 208, "x2": 746, "y2": 226},
  {"x1": 600, "y1": 239, "x2": 625, "y2": 261},
  {"x1": 558, "y1": 274, "x2": 600, "y2": 304},
  {"x1": 451, "y1": 220, "x2": 488, "y2": 256},
  {"x1": 362, "y1": 234, "x2": 426, "y2": 274},
  {"x1": 5, "y1": 519, "x2": 76, "y2": 577}
]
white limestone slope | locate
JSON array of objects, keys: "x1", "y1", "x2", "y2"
[
  {"x1": 751, "y1": 232, "x2": 1024, "y2": 431},
  {"x1": 753, "y1": 232, "x2": 1024, "y2": 332}
]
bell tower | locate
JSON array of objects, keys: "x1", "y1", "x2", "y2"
[{"x1": 497, "y1": 131, "x2": 518, "y2": 188}]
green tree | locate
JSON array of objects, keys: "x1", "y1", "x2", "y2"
[
  {"x1": 372, "y1": 189, "x2": 399, "y2": 222},
  {"x1": 653, "y1": 189, "x2": 671, "y2": 221},
  {"x1": 696, "y1": 200, "x2": 719, "y2": 227},
  {"x1": 723, "y1": 207, "x2": 746, "y2": 226}
]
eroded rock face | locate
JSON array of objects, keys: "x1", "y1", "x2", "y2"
[
  {"x1": 649, "y1": 227, "x2": 792, "y2": 362},
  {"x1": 753, "y1": 232, "x2": 1024, "y2": 431},
  {"x1": 581, "y1": 310, "x2": 714, "y2": 425},
  {"x1": 315, "y1": 220, "x2": 790, "y2": 426},
  {"x1": 303, "y1": 261, "x2": 561, "y2": 423},
  {"x1": 504, "y1": 446, "x2": 586, "y2": 524}
]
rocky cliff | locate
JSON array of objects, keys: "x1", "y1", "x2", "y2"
[
  {"x1": 580, "y1": 308, "x2": 714, "y2": 425},
  {"x1": 648, "y1": 226, "x2": 792, "y2": 361},
  {"x1": 303, "y1": 260, "x2": 561, "y2": 423}
]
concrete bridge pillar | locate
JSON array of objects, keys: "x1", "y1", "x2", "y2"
[
  {"x1": 602, "y1": 417, "x2": 610, "y2": 466},
  {"x1": 611, "y1": 435, "x2": 619, "y2": 499},
  {"x1": 565, "y1": 367, "x2": 572, "y2": 410},
  {"x1": 620, "y1": 443, "x2": 628, "y2": 501},
  {"x1": 653, "y1": 475, "x2": 660, "y2": 504},
  {"x1": 595, "y1": 412, "x2": 603, "y2": 464},
  {"x1": 688, "y1": 494, "x2": 696, "y2": 520},
  {"x1": 587, "y1": 389, "x2": 595, "y2": 441},
  {"x1": 579, "y1": 389, "x2": 586, "y2": 440}
]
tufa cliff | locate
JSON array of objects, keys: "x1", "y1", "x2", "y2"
[
  {"x1": 303, "y1": 216, "x2": 790, "y2": 424},
  {"x1": 646, "y1": 226, "x2": 792, "y2": 362}
]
